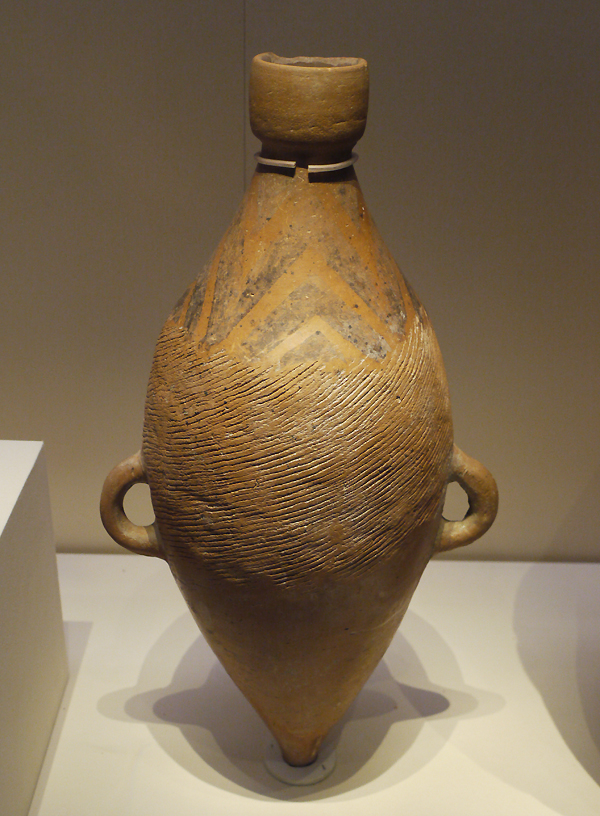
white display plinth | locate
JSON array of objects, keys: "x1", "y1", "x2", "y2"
[
  {"x1": 30, "y1": 556, "x2": 600, "y2": 816},
  {"x1": 0, "y1": 441, "x2": 68, "y2": 816}
]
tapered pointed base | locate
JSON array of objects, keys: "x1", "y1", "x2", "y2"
[
  {"x1": 272, "y1": 729, "x2": 325, "y2": 767},
  {"x1": 264, "y1": 739, "x2": 336, "y2": 785}
]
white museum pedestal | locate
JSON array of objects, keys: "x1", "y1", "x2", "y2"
[
  {"x1": 0, "y1": 441, "x2": 68, "y2": 816},
  {"x1": 28, "y1": 554, "x2": 600, "y2": 815}
]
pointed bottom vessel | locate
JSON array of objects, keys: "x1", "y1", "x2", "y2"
[{"x1": 101, "y1": 53, "x2": 498, "y2": 768}]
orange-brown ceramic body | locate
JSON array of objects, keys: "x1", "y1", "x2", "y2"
[{"x1": 101, "y1": 54, "x2": 498, "y2": 768}]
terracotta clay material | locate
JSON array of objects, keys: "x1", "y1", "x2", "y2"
[{"x1": 101, "y1": 53, "x2": 498, "y2": 769}]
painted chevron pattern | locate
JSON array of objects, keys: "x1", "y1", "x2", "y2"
[{"x1": 172, "y1": 167, "x2": 418, "y2": 369}]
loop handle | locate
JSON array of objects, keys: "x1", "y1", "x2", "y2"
[
  {"x1": 436, "y1": 445, "x2": 498, "y2": 553},
  {"x1": 100, "y1": 450, "x2": 164, "y2": 559}
]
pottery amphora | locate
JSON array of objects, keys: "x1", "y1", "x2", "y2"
[{"x1": 101, "y1": 54, "x2": 498, "y2": 768}]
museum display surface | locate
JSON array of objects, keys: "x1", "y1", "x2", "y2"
[
  {"x1": 30, "y1": 556, "x2": 600, "y2": 815},
  {"x1": 100, "y1": 53, "x2": 498, "y2": 777}
]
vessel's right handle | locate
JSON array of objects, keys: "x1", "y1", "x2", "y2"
[
  {"x1": 100, "y1": 450, "x2": 165, "y2": 559},
  {"x1": 436, "y1": 445, "x2": 498, "y2": 553}
]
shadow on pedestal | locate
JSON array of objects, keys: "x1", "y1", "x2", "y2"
[{"x1": 98, "y1": 608, "x2": 503, "y2": 800}]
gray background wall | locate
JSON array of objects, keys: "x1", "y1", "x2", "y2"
[{"x1": 2, "y1": 2, "x2": 599, "y2": 561}]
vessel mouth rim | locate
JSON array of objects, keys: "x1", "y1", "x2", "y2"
[{"x1": 257, "y1": 52, "x2": 366, "y2": 70}]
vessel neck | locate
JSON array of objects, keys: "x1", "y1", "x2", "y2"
[
  {"x1": 251, "y1": 162, "x2": 361, "y2": 188},
  {"x1": 258, "y1": 142, "x2": 356, "y2": 168}
]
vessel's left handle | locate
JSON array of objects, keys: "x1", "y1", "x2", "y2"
[{"x1": 100, "y1": 450, "x2": 165, "y2": 559}]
